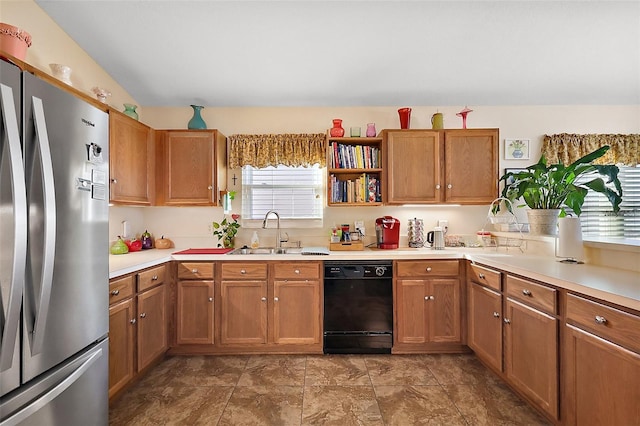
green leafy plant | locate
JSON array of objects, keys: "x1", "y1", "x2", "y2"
[
  {"x1": 212, "y1": 213, "x2": 240, "y2": 248},
  {"x1": 498, "y1": 145, "x2": 623, "y2": 216}
]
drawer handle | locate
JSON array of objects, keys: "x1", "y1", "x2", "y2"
[
  {"x1": 522, "y1": 289, "x2": 532, "y2": 296},
  {"x1": 191, "y1": 269, "x2": 198, "y2": 273},
  {"x1": 130, "y1": 318, "x2": 136, "y2": 324},
  {"x1": 274, "y1": 297, "x2": 279, "y2": 302},
  {"x1": 208, "y1": 297, "x2": 213, "y2": 302},
  {"x1": 139, "y1": 312, "x2": 146, "y2": 318},
  {"x1": 110, "y1": 290, "x2": 120, "y2": 296},
  {"x1": 594, "y1": 315, "x2": 608, "y2": 325},
  {"x1": 426, "y1": 267, "x2": 432, "y2": 272},
  {"x1": 503, "y1": 318, "x2": 511, "y2": 324},
  {"x1": 478, "y1": 273, "x2": 485, "y2": 279},
  {"x1": 152, "y1": 275, "x2": 158, "y2": 280},
  {"x1": 241, "y1": 269, "x2": 247, "y2": 274},
  {"x1": 261, "y1": 297, "x2": 267, "y2": 302},
  {"x1": 493, "y1": 312, "x2": 500, "y2": 318},
  {"x1": 294, "y1": 269, "x2": 300, "y2": 274}
]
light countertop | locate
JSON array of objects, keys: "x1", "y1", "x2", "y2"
[{"x1": 110, "y1": 246, "x2": 640, "y2": 312}]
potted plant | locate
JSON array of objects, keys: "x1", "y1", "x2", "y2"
[
  {"x1": 498, "y1": 145, "x2": 623, "y2": 235},
  {"x1": 212, "y1": 213, "x2": 240, "y2": 248}
]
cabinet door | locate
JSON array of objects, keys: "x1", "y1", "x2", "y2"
[
  {"x1": 468, "y1": 282, "x2": 502, "y2": 372},
  {"x1": 137, "y1": 284, "x2": 167, "y2": 372},
  {"x1": 220, "y1": 280, "x2": 268, "y2": 345},
  {"x1": 272, "y1": 280, "x2": 321, "y2": 344},
  {"x1": 428, "y1": 279, "x2": 461, "y2": 343},
  {"x1": 395, "y1": 279, "x2": 427, "y2": 344},
  {"x1": 177, "y1": 280, "x2": 214, "y2": 345},
  {"x1": 159, "y1": 130, "x2": 219, "y2": 205},
  {"x1": 564, "y1": 325, "x2": 640, "y2": 426},
  {"x1": 504, "y1": 299, "x2": 558, "y2": 420},
  {"x1": 444, "y1": 129, "x2": 498, "y2": 204},
  {"x1": 386, "y1": 131, "x2": 442, "y2": 204},
  {"x1": 109, "y1": 111, "x2": 154, "y2": 205},
  {"x1": 108, "y1": 298, "x2": 135, "y2": 398}
]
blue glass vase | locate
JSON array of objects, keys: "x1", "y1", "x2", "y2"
[{"x1": 188, "y1": 105, "x2": 207, "y2": 129}]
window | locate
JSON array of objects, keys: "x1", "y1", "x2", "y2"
[
  {"x1": 579, "y1": 165, "x2": 640, "y2": 238},
  {"x1": 241, "y1": 165, "x2": 323, "y2": 221}
]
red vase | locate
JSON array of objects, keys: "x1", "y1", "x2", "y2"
[
  {"x1": 330, "y1": 119, "x2": 345, "y2": 137},
  {"x1": 398, "y1": 108, "x2": 411, "y2": 129}
]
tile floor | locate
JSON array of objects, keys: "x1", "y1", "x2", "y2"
[{"x1": 109, "y1": 354, "x2": 551, "y2": 425}]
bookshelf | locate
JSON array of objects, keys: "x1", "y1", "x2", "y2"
[{"x1": 327, "y1": 133, "x2": 383, "y2": 206}]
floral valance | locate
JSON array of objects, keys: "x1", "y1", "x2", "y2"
[
  {"x1": 541, "y1": 133, "x2": 639, "y2": 166},
  {"x1": 227, "y1": 133, "x2": 326, "y2": 169}
]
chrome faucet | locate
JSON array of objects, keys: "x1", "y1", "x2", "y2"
[{"x1": 262, "y1": 210, "x2": 282, "y2": 248}]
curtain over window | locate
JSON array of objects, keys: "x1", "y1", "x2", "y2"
[
  {"x1": 541, "y1": 133, "x2": 639, "y2": 166},
  {"x1": 227, "y1": 133, "x2": 326, "y2": 169}
]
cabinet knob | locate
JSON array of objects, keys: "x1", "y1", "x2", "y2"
[
  {"x1": 191, "y1": 269, "x2": 198, "y2": 273},
  {"x1": 261, "y1": 297, "x2": 267, "y2": 302},
  {"x1": 478, "y1": 273, "x2": 485, "y2": 279},
  {"x1": 110, "y1": 178, "x2": 117, "y2": 184},
  {"x1": 426, "y1": 267, "x2": 432, "y2": 272},
  {"x1": 240, "y1": 269, "x2": 246, "y2": 274},
  {"x1": 274, "y1": 297, "x2": 279, "y2": 302},
  {"x1": 430, "y1": 295, "x2": 435, "y2": 300},
  {"x1": 208, "y1": 185, "x2": 213, "y2": 190},
  {"x1": 503, "y1": 318, "x2": 511, "y2": 324},
  {"x1": 110, "y1": 289, "x2": 120, "y2": 296},
  {"x1": 435, "y1": 184, "x2": 441, "y2": 190},
  {"x1": 493, "y1": 312, "x2": 500, "y2": 318},
  {"x1": 522, "y1": 289, "x2": 532, "y2": 296},
  {"x1": 139, "y1": 312, "x2": 146, "y2": 318},
  {"x1": 594, "y1": 315, "x2": 607, "y2": 325},
  {"x1": 130, "y1": 318, "x2": 136, "y2": 324},
  {"x1": 424, "y1": 296, "x2": 429, "y2": 301},
  {"x1": 447, "y1": 184, "x2": 452, "y2": 189},
  {"x1": 152, "y1": 275, "x2": 158, "y2": 280},
  {"x1": 208, "y1": 297, "x2": 213, "y2": 302},
  {"x1": 294, "y1": 269, "x2": 300, "y2": 274}
]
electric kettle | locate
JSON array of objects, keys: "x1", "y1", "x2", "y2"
[{"x1": 426, "y1": 226, "x2": 445, "y2": 250}]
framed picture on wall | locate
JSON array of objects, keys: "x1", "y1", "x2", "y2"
[{"x1": 504, "y1": 139, "x2": 530, "y2": 160}]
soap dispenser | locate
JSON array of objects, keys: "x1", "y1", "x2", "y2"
[{"x1": 251, "y1": 231, "x2": 260, "y2": 249}]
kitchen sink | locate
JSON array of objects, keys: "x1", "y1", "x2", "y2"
[{"x1": 228, "y1": 247, "x2": 303, "y2": 255}]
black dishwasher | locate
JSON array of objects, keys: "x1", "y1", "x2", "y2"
[{"x1": 323, "y1": 261, "x2": 393, "y2": 354}]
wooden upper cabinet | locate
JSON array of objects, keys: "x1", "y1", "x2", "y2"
[
  {"x1": 444, "y1": 129, "x2": 499, "y2": 204},
  {"x1": 156, "y1": 129, "x2": 226, "y2": 206},
  {"x1": 385, "y1": 130, "x2": 441, "y2": 204},
  {"x1": 384, "y1": 129, "x2": 498, "y2": 204},
  {"x1": 109, "y1": 110, "x2": 155, "y2": 205}
]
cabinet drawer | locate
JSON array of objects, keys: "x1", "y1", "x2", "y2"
[
  {"x1": 273, "y1": 262, "x2": 320, "y2": 279},
  {"x1": 178, "y1": 262, "x2": 214, "y2": 280},
  {"x1": 468, "y1": 263, "x2": 501, "y2": 291},
  {"x1": 506, "y1": 275, "x2": 557, "y2": 314},
  {"x1": 221, "y1": 263, "x2": 268, "y2": 280},
  {"x1": 138, "y1": 265, "x2": 166, "y2": 292},
  {"x1": 109, "y1": 275, "x2": 134, "y2": 305},
  {"x1": 566, "y1": 293, "x2": 640, "y2": 353},
  {"x1": 396, "y1": 260, "x2": 459, "y2": 277}
]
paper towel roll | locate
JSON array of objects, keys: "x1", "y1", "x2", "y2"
[{"x1": 557, "y1": 217, "x2": 583, "y2": 261}]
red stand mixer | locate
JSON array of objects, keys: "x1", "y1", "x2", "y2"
[{"x1": 375, "y1": 216, "x2": 400, "y2": 249}]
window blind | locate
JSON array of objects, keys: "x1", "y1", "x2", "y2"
[{"x1": 242, "y1": 165, "x2": 323, "y2": 220}]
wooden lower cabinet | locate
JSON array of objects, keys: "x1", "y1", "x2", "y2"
[
  {"x1": 272, "y1": 280, "x2": 321, "y2": 344},
  {"x1": 220, "y1": 280, "x2": 268, "y2": 345},
  {"x1": 504, "y1": 298, "x2": 558, "y2": 420},
  {"x1": 176, "y1": 280, "x2": 215, "y2": 344},
  {"x1": 108, "y1": 298, "x2": 135, "y2": 399},
  {"x1": 137, "y1": 284, "x2": 167, "y2": 371},
  {"x1": 467, "y1": 281, "x2": 502, "y2": 372}
]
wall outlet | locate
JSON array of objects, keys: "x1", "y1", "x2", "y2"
[
  {"x1": 354, "y1": 220, "x2": 365, "y2": 236},
  {"x1": 438, "y1": 220, "x2": 449, "y2": 233}
]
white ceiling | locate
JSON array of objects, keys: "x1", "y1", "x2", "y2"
[{"x1": 35, "y1": 0, "x2": 640, "y2": 107}]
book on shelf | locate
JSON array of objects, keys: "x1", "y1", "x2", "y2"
[
  {"x1": 329, "y1": 142, "x2": 380, "y2": 169},
  {"x1": 329, "y1": 173, "x2": 381, "y2": 204}
]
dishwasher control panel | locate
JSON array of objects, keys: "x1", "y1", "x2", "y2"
[{"x1": 324, "y1": 262, "x2": 393, "y2": 279}]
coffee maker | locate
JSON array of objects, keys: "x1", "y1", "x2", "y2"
[{"x1": 375, "y1": 216, "x2": 400, "y2": 249}]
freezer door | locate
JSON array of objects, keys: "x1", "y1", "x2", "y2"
[
  {"x1": 21, "y1": 72, "x2": 109, "y2": 383},
  {"x1": 0, "y1": 60, "x2": 26, "y2": 397},
  {"x1": 0, "y1": 338, "x2": 108, "y2": 426}
]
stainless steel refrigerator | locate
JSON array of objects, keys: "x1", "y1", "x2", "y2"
[{"x1": 1, "y1": 58, "x2": 109, "y2": 425}]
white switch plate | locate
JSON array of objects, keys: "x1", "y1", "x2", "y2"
[
  {"x1": 438, "y1": 220, "x2": 449, "y2": 232},
  {"x1": 354, "y1": 220, "x2": 365, "y2": 236}
]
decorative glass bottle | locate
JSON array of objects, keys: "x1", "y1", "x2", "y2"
[
  {"x1": 122, "y1": 103, "x2": 138, "y2": 120},
  {"x1": 329, "y1": 119, "x2": 345, "y2": 137},
  {"x1": 188, "y1": 105, "x2": 207, "y2": 129},
  {"x1": 366, "y1": 123, "x2": 377, "y2": 137}
]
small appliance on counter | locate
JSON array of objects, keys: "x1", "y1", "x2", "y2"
[
  {"x1": 375, "y1": 216, "x2": 400, "y2": 249},
  {"x1": 426, "y1": 226, "x2": 445, "y2": 250},
  {"x1": 408, "y1": 218, "x2": 425, "y2": 248}
]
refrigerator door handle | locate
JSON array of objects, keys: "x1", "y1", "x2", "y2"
[
  {"x1": 0, "y1": 84, "x2": 27, "y2": 372},
  {"x1": 27, "y1": 97, "x2": 57, "y2": 356},
  {"x1": 0, "y1": 346, "x2": 104, "y2": 426}
]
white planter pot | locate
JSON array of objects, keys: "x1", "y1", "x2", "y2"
[{"x1": 527, "y1": 209, "x2": 561, "y2": 235}]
